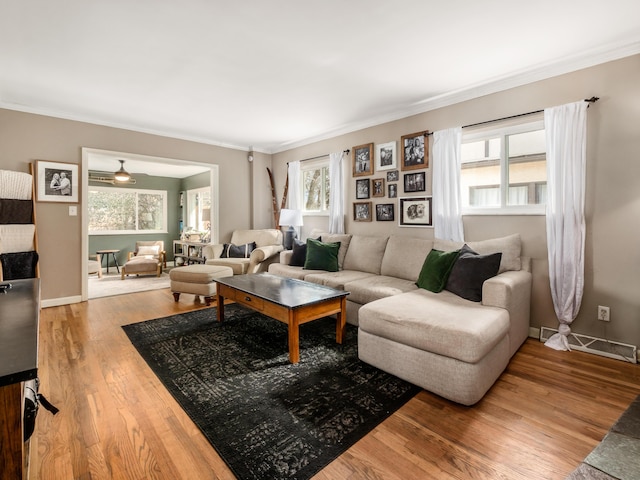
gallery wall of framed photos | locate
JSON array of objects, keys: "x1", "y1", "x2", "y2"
[{"x1": 351, "y1": 130, "x2": 432, "y2": 227}]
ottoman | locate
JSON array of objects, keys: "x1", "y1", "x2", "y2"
[
  {"x1": 170, "y1": 264, "x2": 233, "y2": 306},
  {"x1": 121, "y1": 256, "x2": 161, "y2": 279}
]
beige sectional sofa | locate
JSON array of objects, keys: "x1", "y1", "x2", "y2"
[{"x1": 268, "y1": 232, "x2": 532, "y2": 405}]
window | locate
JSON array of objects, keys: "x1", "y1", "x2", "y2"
[
  {"x1": 461, "y1": 119, "x2": 546, "y2": 213},
  {"x1": 185, "y1": 187, "x2": 211, "y2": 232},
  {"x1": 88, "y1": 186, "x2": 168, "y2": 234},
  {"x1": 301, "y1": 159, "x2": 330, "y2": 214}
]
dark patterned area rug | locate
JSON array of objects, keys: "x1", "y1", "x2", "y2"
[{"x1": 123, "y1": 304, "x2": 419, "y2": 480}]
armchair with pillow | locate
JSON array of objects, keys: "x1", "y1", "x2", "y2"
[
  {"x1": 121, "y1": 240, "x2": 166, "y2": 279},
  {"x1": 202, "y1": 229, "x2": 283, "y2": 275}
]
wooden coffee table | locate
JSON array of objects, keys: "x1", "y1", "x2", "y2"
[{"x1": 215, "y1": 273, "x2": 349, "y2": 363}]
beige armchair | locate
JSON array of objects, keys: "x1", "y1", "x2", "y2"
[
  {"x1": 121, "y1": 240, "x2": 166, "y2": 279},
  {"x1": 203, "y1": 229, "x2": 283, "y2": 275}
]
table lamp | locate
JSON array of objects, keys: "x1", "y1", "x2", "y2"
[{"x1": 279, "y1": 209, "x2": 303, "y2": 250}]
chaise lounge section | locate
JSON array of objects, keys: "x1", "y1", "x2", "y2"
[{"x1": 269, "y1": 232, "x2": 531, "y2": 405}]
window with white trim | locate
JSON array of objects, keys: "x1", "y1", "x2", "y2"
[
  {"x1": 461, "y1": 119, "x2": 546, "y2": 214},
  {"x1": 301, "y1": 158, "x2": 330, "y2": 214},
  {"x1": 88, "y1": 186, "x2": 168, "y2": 234},
  {"x1": 185, "y1": 187, "x2": 211, "y2": 232}
]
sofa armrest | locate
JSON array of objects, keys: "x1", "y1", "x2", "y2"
[
  {"x1": 202, "y1": 244, "x2": 223, "y2": 261},
  {"x1": 279, "y1": 250, "x2": 293, "y2": 265},
  {"x1": 482, "y1": 270, "x2": 532, "y2": 356},
  {"x1": 248, "y1": 245, "x2": 284, "y2": 273}
]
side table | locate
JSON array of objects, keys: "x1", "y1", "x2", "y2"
[{"x1": 96, "y1": 249, "x2": 120, "y2": 274}]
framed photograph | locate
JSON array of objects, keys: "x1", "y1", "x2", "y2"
[
  {"x1": 401, "y1": 131, "x2": 428, "y2": 171},
  {"x1": 356, "y1": 178, "x2": 370, "y2": 199},
  {"x1": 353, "y1": 201, "x2": 372, "y2": 222},
  {"x1": 388, "y1": 184, "x2": 397, "y2": 198},
  {"x1": 404, "y1": 172, "x2": 426, "y2": 192},
  {"x1": 352, "y1": 143, "x2": 374, "y2": 177},
  {"x1": 375, "y1": 141, "x2": 396, "y2": 171},
  {"x1": 386, "y1": 170, "x2": 399, "y2": 182},
  {"x1": 36, "y1": 160, "x2": 79, "y2": 203},
  {"x1": 372, "y1": 178, "x2": 385, "y2": 197},
  {"x1": 399, "y1": 196, "x2": 432, "y2": 227},
  {"x1": 376, "y1": 203, "x2": 395, "y2": 221}
]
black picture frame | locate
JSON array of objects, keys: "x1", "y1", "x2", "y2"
[
  {"x1": 356, "y1": 178, "x2": 370, "y2": 199},
  {"x1": 388, "y1": 184, "x2": 397, "y2": 198},
  {"x1": 399, "y1": 196, "x2": 432, "y2": 227},
  {"x1": 376, "y1": 203, "x2": 394, "y2": 221},
  {"x1": 404, "y1": 172, "x2": 426, "y2": 192}
]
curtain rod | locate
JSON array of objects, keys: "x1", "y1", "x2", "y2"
[
  {"x1": 290, "y1": 149, "x2": 351, "y2": 164},
  {"x1": 426, "y1": 96, "x2": 599, "y2": 135}
]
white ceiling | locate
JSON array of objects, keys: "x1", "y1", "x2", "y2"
[{"x1": 2, "y1": 0, "x2": 640, "y2": 156}]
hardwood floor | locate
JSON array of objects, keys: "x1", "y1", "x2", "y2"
[{"x1": 31, "y1": 288, "x2": 640, "y2": 480}]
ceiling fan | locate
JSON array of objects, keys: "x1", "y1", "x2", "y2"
[{"x1": 89, "y1": 160, "x2": 137, "y2": 184}]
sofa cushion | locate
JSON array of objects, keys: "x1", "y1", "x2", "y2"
[
  {"x1": 416, "y1": 248, "x2": 460, "y2": 293},
  {"x1": 434, "y1": 234, "x2": 521, "y2": 273},
  {"x1": 358, "y1": 289, "x2": 510, "y2": 364},
  {"x1": 319, "y1": 233, "x2": 352, "y2": 270},
  {"x1": 268, "y1": 263, "x2": 325, "y2": 280},
  {"x1": 304, "y1": 238, "x2": 340, "y2": 271},
  {"x1": 342, "y1": 235, "x2": 389, "y2": 274},
  {"x1": 380, "y1": 236, "x2": 433, "y2": 281},
  {"x1": 205, "y1": 257, "x2": 249, "y2": 275},
  {"x1": 221, "y1": 242, "x2": 256, "y2": 258},
  {"x1": 446, "y1": 245, "x2": 502, "y2": 302},
  {"x1": 345, "y1": 275, "x2": 419, "y2": 305},
  {"x1": 303, "y1": 270, "x2": 376, "y2": 290}
]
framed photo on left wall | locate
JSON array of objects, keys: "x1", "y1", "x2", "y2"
[{"x1": 35, "y1": 160, "x2": 79, "y2": 203}]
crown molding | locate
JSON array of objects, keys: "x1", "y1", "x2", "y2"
[
  {"x1": 2, "y1": 39, "x2": 639, "y2": 157},
  {"x1": 270, "y1": 39, "x2": 640, "y2": 154}
]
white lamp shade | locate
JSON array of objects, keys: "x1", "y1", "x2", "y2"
[{"x1": 279, "y1": 208, "x2": 303, "y2": 227}]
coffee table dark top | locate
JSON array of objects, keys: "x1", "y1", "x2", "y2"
[{"x1": 216, "y1": 273, "x2": 348, "y2": 309}]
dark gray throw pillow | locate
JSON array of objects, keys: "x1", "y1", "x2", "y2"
[
  {"x1": 289, "y1": 237, "x2": 319, "y2": 267},
  {"x1": 221, "y1": 242, "x2": 257, "y2": 258},
  {"x1": 289, "y1": 239, "x2": 307, "y2": 266},
  {"x1": 445, "y1": 244, "x2": 502, "y2": 302}
]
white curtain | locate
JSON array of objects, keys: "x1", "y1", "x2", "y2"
[
  {"x1": 544, "y1": 101, "x2": 588, "y2": 351},
  {"x1": 328, "y1": 151, "x2": 345, "y2": 233},
  {"x1": 433, "y1": 127, "x2": 464, "y2": 242},
  {"x1": 287, "y1": 161, "x2": 302, "y2": 238}
]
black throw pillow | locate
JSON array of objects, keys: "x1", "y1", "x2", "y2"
[
  {"x1": 221, "y1": 242, "x2": 257, "y2": 258},
  {"x1": 289, "y1": 239, "x2": 307, "y2": 266},
  {"x1": 289, "y1": 237, "x2": 320, "y2": 267},
  {"x1": 446, "y1": 244, "x2": 502, "y2": 302}
]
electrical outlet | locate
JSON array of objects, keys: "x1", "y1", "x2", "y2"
[{"x1": 598, "y1": 305, "x2": 610, "y2": 322}]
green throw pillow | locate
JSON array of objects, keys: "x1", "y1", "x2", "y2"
[
  {"x1": 416, "y1": 248, "x2": 461, "y2": 293},
  {"x1": 304, "y1": 238, "x2": 341, "y2": 272}
]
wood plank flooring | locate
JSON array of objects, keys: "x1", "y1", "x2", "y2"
[{"x1": 30, "y1": 288, "x2": 640, "y2": 479}]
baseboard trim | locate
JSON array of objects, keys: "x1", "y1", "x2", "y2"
[
  {"x1": 41, "y1": 295, "x2": 82, "y2": 308},
  {"x1": 529, "y1": 327, "x2": 540, "y2": 338}
]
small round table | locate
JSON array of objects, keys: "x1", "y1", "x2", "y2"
[{"x1": 96, "y1": 249, "x2": 120, "y2": 274}]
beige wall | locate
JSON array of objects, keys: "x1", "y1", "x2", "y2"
[
  {"x1": 272, "y1": 54, "x2": 640, "y2": 349},
  {"x1": 0, "y1": 110, "x2": 273, "y2": 301},
  {"x1": 2, "y1": 54, "x2": 639, "y2": 349}
]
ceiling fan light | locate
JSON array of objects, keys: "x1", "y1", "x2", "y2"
[{"x1": 114, "y1": 160, "x2": 131, "y2": 182}]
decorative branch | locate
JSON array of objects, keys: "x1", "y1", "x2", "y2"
[{"x1": 266, "y1": 167, "x2": 288, "y2": 228}]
